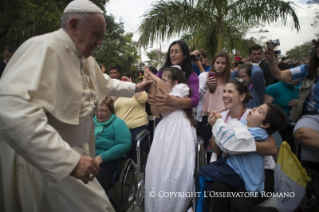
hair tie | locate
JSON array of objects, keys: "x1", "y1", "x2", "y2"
[{"x1": 171, "y1": 65, "x2": 182, "y2": 70}]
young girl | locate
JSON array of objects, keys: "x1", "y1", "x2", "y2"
[
  {"x1": 144, "y1": 66, "x2": 197, "y2": 212},
  {"x1": 197, "y1": 52, "x2": 231, "y2": 150}
]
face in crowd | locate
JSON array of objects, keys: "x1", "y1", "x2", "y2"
[
  {"x1": 222, "y1": 82, "x2": 246, "y2": 110},
  {"x1": 71, "y1": 13, "x2": 106, "y2": 58},
  {"x1": 237, "y1": 67, "x2": 252, "y2": 84},
  {"x1": 162, "y1": 71, "x2": 178, "y2": 93},
  {"x1": 109, "y1": 69, "x2": 120, "y2": 79},
  {"x1": 246, "y1": 104, "x2": 268, "y2": 128},
  {"x1": 169, "y1": 44, "x2": 186, "y2": 66},
  {"x1": 201, "y1": 54, "x2": 208, "y2": 66},
  {"x1": 96, "y1": 104, "x2": 112, "y2": 123},
  {"x1": 213, "y1": 56, "x2": 227, "y2": 75},
  {"x1": 3, "y1": 49, "x2": 14, "y2": 63},
  {"x1": 250, "y1": 48, "x2": 262, "y2": 63}
]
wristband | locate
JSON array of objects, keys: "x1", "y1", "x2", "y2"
[{"x1": 266, "y1": 58, "x2": 276, "y2": 65}]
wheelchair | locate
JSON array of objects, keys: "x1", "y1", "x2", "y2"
[{"x1": 108, "y1": 130, "x2": 151, "y2": 212}]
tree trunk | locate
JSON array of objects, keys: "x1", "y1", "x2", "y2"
[{"x1": 216, "y1": 18, "x2": 223, "y2": 52}]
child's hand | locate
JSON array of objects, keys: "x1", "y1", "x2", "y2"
[
  {"x1": 207, "y1": 110, "x2": 222, "y2": 126},
  {"x1": 209, "y1": 110, "x2": 221, "y2": 119}
]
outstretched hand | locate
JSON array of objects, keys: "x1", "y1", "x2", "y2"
[
  {"x1": 70, "y1": 156, "x2": 100, "y2": 184},
  {"x1": 136, "y1": 79, "x2": 153, "y2": 92}
]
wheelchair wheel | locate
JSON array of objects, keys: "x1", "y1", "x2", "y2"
[
  {"x1": 122, "y1": 160, "x2": 136, "y2": 211},
  {"x1": 109, "y1": 158, "x2": 137, "y2": 212}
]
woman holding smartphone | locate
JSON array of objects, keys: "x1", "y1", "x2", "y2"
[{"x1": 197, "y1": 52, "x2": 231, "y2": 150}]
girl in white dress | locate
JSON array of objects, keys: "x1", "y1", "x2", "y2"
[{"x1": 144, "y1": 66, "x2": 197, "y2": 212}]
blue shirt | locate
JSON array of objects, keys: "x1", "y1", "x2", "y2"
[
  {"x1": 290, "y1": 65, "x2": 319, "y2": 112},
  {"x1": 231, "y1": 65, "x2": 266, "y2": 108},
  {"x1": 227, "y1": 125, "x2": 268, "y2": 193},
  {"x1": 192, "y1": 63, "x2": 211, "y2": 76}
]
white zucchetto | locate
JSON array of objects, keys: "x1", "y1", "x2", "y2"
[{"x1": 64, "y1": 0, "x2": 103, "y2": 14}]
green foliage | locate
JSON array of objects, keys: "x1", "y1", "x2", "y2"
[
  {"x1": 286, "y1": 41, "x2": 314, "y2": 61},
  {"x1": 0, "y1": 0, "x2": 141, "y2": 80},
  {"x1": 93, "y1": 17, "x2": 140, "y2": 80},
  {"x1": 0, "y1": 0, "x2": 108, "y2": 50},
  {"x1": 137, "y1": 0, "x2": 300, "y2": 57},
  {"x1": 145, "y1": 49, "x2": 166, "y2": 67}
]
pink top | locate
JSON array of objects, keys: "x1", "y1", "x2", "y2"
[{"x1": 201, "y1": 85, "x2": 225, "y2": 116}]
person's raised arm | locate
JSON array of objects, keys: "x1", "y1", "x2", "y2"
[{"x1": 264, "y1": 45, "x2": 292, "y2": 82}]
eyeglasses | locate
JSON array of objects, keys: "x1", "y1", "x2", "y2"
[
  {"x1": 97, "y1": 109, "x2": 109, "y2": 114},
  {"x1": 169, "y1": 49, "x2": 182, "y2": 55}
]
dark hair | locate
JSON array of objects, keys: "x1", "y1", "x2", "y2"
[
  {"x1": 227, "y1": 79, "x2": 253, "y2": 105},
  {"x1": 306, "y1": 39, "x2": 319, "y2": 80},
  {"x1": 121, "y1": 72, "x2": 131, "y2": 78},
  {"x1": 263, "y1": 103, "x2": 288, "y2": 135},
  {"x1": 4, "y1": 45, "x2": 16, "y2": 53},
  {"x1": 199, "y1": 50, "x2": 208, "y2": 58},
  {"x1": 209, "y1": 51, "x2": 231, "y2": 85},
  {"x1": 249, "y1": 45, "x2": 262, "y2": 54},
  {"x1": 109, "y1": 66, "x2": 119, "y2": 73},
  {"x1": 162, "y1": 67, "x2": 197, "y2": 128},
  {"x1": 100, "y1": 97, "x2": 115, "y2": 115},
  {"x1": 148, "y1": 66, "x2": 158, "y2": 75},
  {"x1": 238, "y1": 63, "x2": 253, "y2": 77},
  {"x1": 163, "y1": 40, "x2": 194, "y2": 80},
  {"x1": 235, "y1": 60, "x2": 244, "y2": 68}
]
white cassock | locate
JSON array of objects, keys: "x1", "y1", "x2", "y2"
[{"x1": 0, "y1": 28, "x2": 135, "y2": 212}]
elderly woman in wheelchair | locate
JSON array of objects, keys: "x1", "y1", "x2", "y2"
[{"x1": 93, "y1": 96, "x2": 131, "y2": 195}]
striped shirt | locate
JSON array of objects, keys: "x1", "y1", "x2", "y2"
[{"x1": 290, "y1": 65, "x2": 319, "y2": 112}]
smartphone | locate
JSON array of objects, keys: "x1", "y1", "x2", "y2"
[
  {"x1": 208, "y1": 72, "x2": 215, "y2": 78},
  {"x1": 121, "y1": 77, "x2": 127, "y2": 81}
]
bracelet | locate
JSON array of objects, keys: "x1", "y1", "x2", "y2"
[{"x1": 266, "y1": 59, "x2": 276, "y2": 65}]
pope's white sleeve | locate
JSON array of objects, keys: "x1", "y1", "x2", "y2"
[{"x1": 0, "y1": 95, "x2": 80, "y2": 182}]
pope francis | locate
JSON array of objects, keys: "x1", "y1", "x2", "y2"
[{"x1": 0, "y1": 0, "x2": 151, "y2": 211}]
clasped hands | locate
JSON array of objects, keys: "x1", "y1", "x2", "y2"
[{"x1": 207, "y1": 110, "x2": 222, "y2": 126}]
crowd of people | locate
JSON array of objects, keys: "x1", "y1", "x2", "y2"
[{"x1": 0, "y1": 0, "x2": 318, "y2": 212}]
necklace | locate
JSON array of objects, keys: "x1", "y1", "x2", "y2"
[{"x1": 224, "y1": 108, "x2": 246, "y2": 123}]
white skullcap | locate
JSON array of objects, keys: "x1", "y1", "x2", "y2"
[{"x1": 64, "y1": 0, "x2": 103, "y2": 14}]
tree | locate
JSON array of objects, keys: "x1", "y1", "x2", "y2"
[
  {"x1": 0, "y1": 0, "x2": 108, "y2": 50},
  {"x1": 93, "y1": 16, "x2": 140, "y2": 80},
  {"x1": 308, "y1": 0, "x2": 319, "y2": 27},
  {"x1": 137, "y1": 0, "x2": 300, "y2": 57},
  {"x1": 286, "y1": 41, "x2": 314, "y2": 61},
  {"x1": 145, "y1": 49, "x2": 166, "y2": 67}
]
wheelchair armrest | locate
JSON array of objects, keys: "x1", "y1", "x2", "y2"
[{"x1": 135, "y1": 129, "x2": 150, "y2": 142}]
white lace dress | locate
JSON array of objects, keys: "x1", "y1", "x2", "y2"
[{"x1": 144, "y1": 84, "x2": 197, "y2": 212}]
